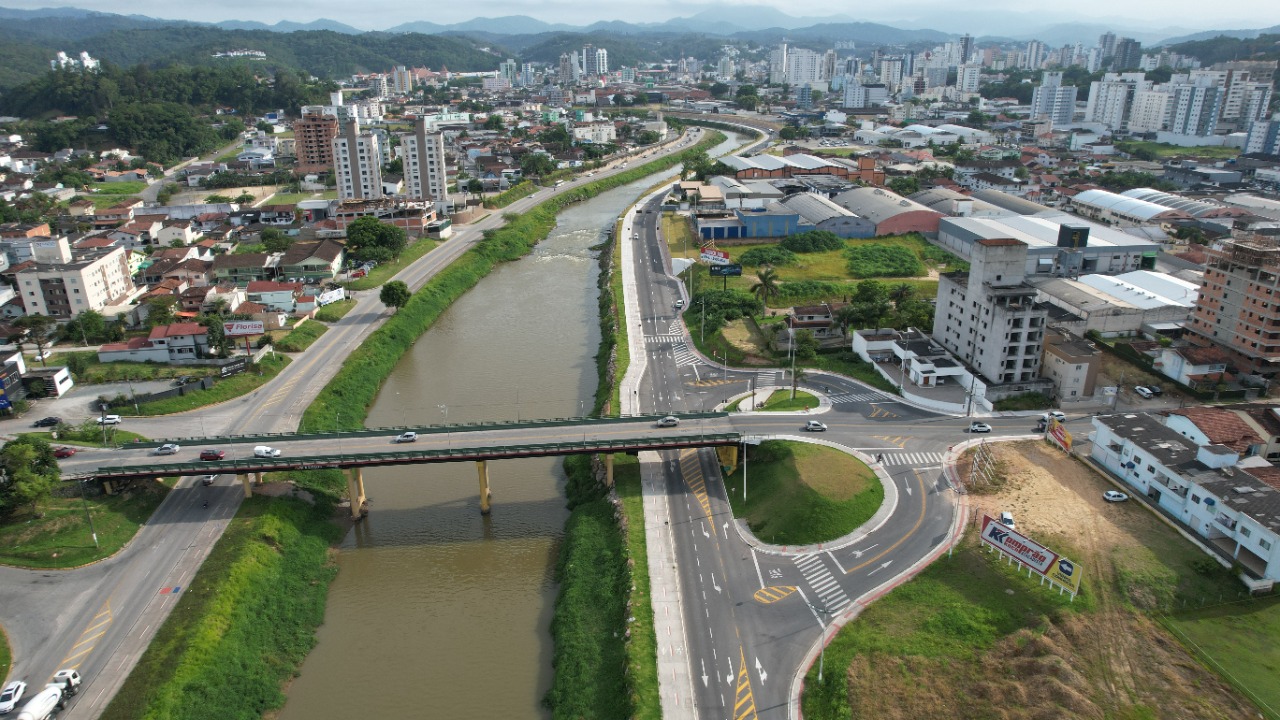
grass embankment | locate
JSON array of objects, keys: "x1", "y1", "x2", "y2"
[
  {"x1": 1115, "y1": 140, "x2": 1241, "y2": 160},
  {"x1": 0, "y1": 480, "x2": 168, "y2": 568},
  {"x1": 90, "y1": 181, "x2": 148, "y2": 195},
  {"x1": 483, "y1": 180, "x2": 537, "y2": 209},
  {"x1": 116, "y1": 354, "x2": 290, "y2": 416},
  {"x1": 347, "y1": 238, "x2": 439, "y2": 290},
  {"x1": 1162, "y1": 599, "x2": 1280, "y2": 716},
  {"x1": 274, "y1": 322, "x2": 327, "y2": 352},
  {"x1": 99, "y1": 497, "x2": 341, "y2": 720},
  {"x1": 58, "y1": 351, "x2": 210, "y2": 385},
  {"x1": 724, "y1": 440, "x2": 883, "y2": 545},
  {"x1": 0, "y1": 627, "x2": 9, "y2": 686},
  {"x1": 20, "y1": 430, "x2": 148, "y2": 448},
  {"x1": 758, "y1": 389, "x2": 818, "y2": 411},
  {"x1": 301, "y1": 130, "x2": 726, "y2": 432},
  {"x1": 314, "y1": 298, "x2": 356, "y2": 322}
]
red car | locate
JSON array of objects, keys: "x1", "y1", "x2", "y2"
[
  {"x1": 199, "y1": 449, "x2": 226, "y2": 461},
  {"x1": 54, "y1": 446, "x2": 77, "y2": 458}
]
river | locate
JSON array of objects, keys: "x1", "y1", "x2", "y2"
[{"x1": 279, "y1": 130, "x2": 746, "y2": 719}]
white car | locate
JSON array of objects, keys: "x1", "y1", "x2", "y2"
[
  {"x1": 1134, "y1": 385, "x2": 1154, "y2": 399},
  {"x1": 200, "y1": 475, "x2": 217, "y2": 486},
  {"x1": 655, "y1": 416, "x2": 680, "y2": 428},
  {"x1": 253, "y1": 445, "x2": 281, "y2": 458},
  {"x1": 1040, "y1": 411, "x2": 1067, "y2": 423},
  {"x1": 998, "y1": 511, "x2": 1015, "y2": 530},
  {"x1": 154, "y1": 443, "x2": 181, "y2": 455},
  {"x1": 395, "y1": 432, "x2": 418, "y2": 443},
  {"x1": 0, "y1": 680, "x2": 26, "y2": 713},
  {"x1": 97, "y1": 414, "x2": 122, "y2": 425},
  {"x1": 968, "y1": 422, "x2": 992, "y2": 433},
  {"x1": 804, "y1": 420, "x2": 827, "y2": 432},
  {"x1": 1103, "y1": 490, "x2": 1130, "y2": 502}
]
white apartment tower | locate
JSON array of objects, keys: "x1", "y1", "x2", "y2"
[
  {"x1": 401, "y1": 117, "x2": 449, "y2": 205},
  {"x1": 932, "y1": 238, "x2": 1048, "y2": 386},
  {"x1": 788, "y1": 48, "x2": 824, "y2": 86},
  {"x1": 1029, "y1": 71, "x2": 1077, "y2": 125},
  {"x1": 391, "y1": 66, "x2": 415, "y2": 94},
  {"x1": 333, "y1": 119, "x2": 384, "y2": 202},
  {"x1": 956, "y1": 64, "x2": 981, "y2": 94},
  {"x1": 1085, "y1": 73, "x2": 1150, "y2": 130}
]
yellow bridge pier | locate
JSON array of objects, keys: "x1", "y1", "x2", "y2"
[
  {"x1": 239, "y1": 473, "x2": 252, "y2": 498},
  {"x1": 476, "y1": 460, "x2": 493, "y2": 515},
  {"x1": 604, "y1": 454, "x2": 614, "y2": 488},
  {"x1": 346, "y1": 468, "x2": 367, "y2": 520}
]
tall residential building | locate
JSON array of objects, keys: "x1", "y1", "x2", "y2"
[
  {"x1": 788, "y1": 48, "x2": 824, "y2": 86},
  {"x1": 959, "y1": 34, "x2": 974, "y2": 65},
  {"x1": 333, "y1": 119, "x2": 384, "y2": 202},
  {"x1": 391, "y1": 66, "x2": 415, "y2": 94},
  {"x1": 769, "y1": 43, "x2": 788, "y2": 84},
  {"x1": 294, "y1": 111, "x2": 339, "y2": 174},
  {"x1": 581, "y1": 45, "x2": 607, "y2": 76},
  {"x1": 1098, "y1": 32, "x2": 1118, "y2": 60},
  {"x1": 1029, "y1": 71, "x2": 1077, "y2": 125},
  {"x1": 557, "y1": 53, "x2": 577, "y2": 85},
  {"x1": 957, "y1": 64, "x2": 981, "y2": 94},
  {"x1": 16, "y1": 242, "x2": 136, "y2": 319},
  {"x1": 1022, "y1": 41, "x2": 1047, "y2": 70},
  {"x1": 1085, "y1": 72, "x2": 1149, "y2": 129},
  {"x1": 1188, "y1": 236, "x2": 1280, "y2": 372},
  {"x1": 842, "y1": 81, "x2": 888, "y2": 108},
  {"x1": 498, "y1": 58, "x2": 518, "y2": 85},
  {"x1": 932, "y1": 238, "x2": 1048, "y2": 386},
  {"x1": 1245, "y1": 115, "x2": 1280, "y2": 155},
  {"x1": 1113, "y1": 38, "x2": 1142, "y2": 71},
  {"x1": 1127, "y1": 89, "x2": 1173, "y2": 132},
  {"x1": 594, "y1": 47, "x2": 608, "y2": 76},
  {"x1": 1167, "y1": 82, "x2": 1223, "y2": 136},
  {"x1": 821, "y1": 50, "x2": 838, "y2": 83},
  {"x1": 401, "y1": 117, "x2": 448, "y2": 204}
]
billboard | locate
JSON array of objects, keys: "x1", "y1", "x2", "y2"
[
  {"x1": 709, "y1": 264, "x2": 743, "y2": 277},
  {"x1": 700, "y1": 248, "x2": 730, "y2": 265},
  {"x1": 1047, "y1": 418, "x2": 1073, "y2": 452},
  {"x1": 316, "y1": 288, "x2": 346, "y2": 306},
  {"x1": 979, "y1": 515, "x2": 1058, "y2": 574},
  {"x1": 1044, "y1": 556, "x2": 1083, "y2": 594},
  {"x1": 223, "y1": 320, "x2": 265, "y2": 337}
]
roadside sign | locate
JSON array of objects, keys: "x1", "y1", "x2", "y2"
[
  {"x1": 979, "y1": 515, "x2": 1058, "y2": 574},
  {"x1": 1047, "y1": 418, "x2": 1072, "y2": 452},
  {"x1": 1045, "y1": 556, "x2": 1083, "y2": 594},
  {"x1": 223, "y1": 320, "x2": 265, "y2": 337},
  {"x1": 700, "y1": 248, "x2": 730, "y2": 265},
  {"x1": 219, "y1": 358, "x2": 250, "y2": 377},
  {"x1": 709, "y1": 263, "x2": 743, "y2": 277}
]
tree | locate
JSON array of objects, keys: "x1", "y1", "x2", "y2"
[
  {"x1": 198, "y1": 314, "x2": 231, "y2": 357},
  {"x1": 65, "y1": 309, "x2": 106, "y2": 345},
  {"x1": 466, "y1": 178, "x2": 485, "y2": 201},
  {"x1": 380, "y1": 281, "x2": 411, "y2": 311},
  {"x1": 346, "y1": 216, "x2": 407, "y2": 261},
  {"x1": 888, "y1": 176, "x2": 920, "y2": 196},
  {"x1": 143, "y1": 296, "x2": 178, "y2": 328},
  {"x1": 520, "y1": 152, "x2": 557, "y2": 180},
  {"x1": 261, "y1": 227, "x2": 292, "y2": 253},
  {"x1": 483, "y1": 114, "x2": 504, "y2": 131},
  {"x1": 234, "y1": 192, "x2": 255, "y2": 205},
  {"x1": 794, "y1": 329, "x2": 819, "y2": 360},
  {"x1": 751, "y1": 267, "x2": 781, "y2": 307},
  {"x1": 205, "y1": 194, "x2": 234, "y2": 204},
  {"x1": 12, "y1": 315, "x2": 58, "y2": 367},
  {"x1": 0, "y1": 436, "x2": 59, "y2": 514}
]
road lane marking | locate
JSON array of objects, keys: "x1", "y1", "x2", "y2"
[
  {"x1": 71, "y1": 630, "x2": 106, "y2": 649},
  {"x1": 734, "y1": 646, "x2": 758, "y2": 720},
  {"x1": 845, "y1": 467, "x2": 928, "y2": 575},
  {"x1": 751, "y1": 548, "x2": 765, "y2": 589},
  {"x1": 752, "y1": 586, "x2": 797, "y2": 604}
]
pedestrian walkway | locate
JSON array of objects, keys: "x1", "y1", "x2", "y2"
[
  {"x1": 671, "y1": 343, "x2": 699, "y2": 368},
  {"x1": 827, "y1": 391, "x2": 892, "y2": 405},
  {"x1": 878, "y1": 451, "x2": 944, "y2": 467},
  {"x1": 645, "y1": 334, "x2": 685, "y2": 345},
  {"x1": 794, "y1": 552, "x2": 851, "y2": 612}
]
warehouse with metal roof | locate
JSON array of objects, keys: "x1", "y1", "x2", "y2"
[
  {"x1": 830, "y1": 186, "x2": 943, "y2": 235},
  {"x1": 1069, "y1": 188, "x2": 1193, "y2": 225},
  {"x1": 971, "y1": 189, "x2": 1056, "y2": 216},
  {"x1": 937, "y1": 214, "x2": 1160, "y2": 276},
  {"x1": 1120, "y1": 188, "x2": 1241, "y2": 219},
  {"x1": 909, "y1": 188, "x2": 1006, "y2": 218},
  {"x1": 778, "y1": 193, "x2": 875, "y2": 237}
]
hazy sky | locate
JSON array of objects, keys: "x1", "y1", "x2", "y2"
[{"x1": 8, "y1": 0, "x2": 1279, "y2": 32}]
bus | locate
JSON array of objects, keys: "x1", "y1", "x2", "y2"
[{"x1": 554, "y1": 179, "x2": 565, "y2": 188}]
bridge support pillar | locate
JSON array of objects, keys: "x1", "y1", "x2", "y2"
[
  {"x1": 253, "y1": 472, "x2": 263, "y2": 486},
  {"x1": 476, "y1": 461, "x2": 492, "y2": 515},
  {"x1": 604, "y1": 454, "x2": 614, "y2": 488},
  {"x1": 239, "y1": 474, "x2": 252, "y2": 498},
  {"x1": 346, "y1": 468, "x2": 367, "y2": 520},
  {"x1": 717, "y1": 445, "x2": 739, "y2": 474}
]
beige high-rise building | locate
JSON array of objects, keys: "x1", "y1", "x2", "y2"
[
  {"x1": 294, "y1": 111, "x2": 339, "y2": 175},
  {"x1": 333, "y1": 119, "x2": 384, "y2": 202},
  {"x1": 17, "y1": 243, "x2": 136, "y2": 319},
  {"x1": 401, "y1": 117, "x2": 449, "y2": 205}
]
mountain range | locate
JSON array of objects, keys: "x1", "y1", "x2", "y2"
[{"x1": 1, "y1": 4, "x2": 1276, "y2": 45}]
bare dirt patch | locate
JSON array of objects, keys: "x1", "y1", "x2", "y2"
[
  {"x1": 909, "y1": 440, "x2": 1259, "y2": 720},
  {"x1": 720, "y1": 318, "x2": 775, "y2": 366}
]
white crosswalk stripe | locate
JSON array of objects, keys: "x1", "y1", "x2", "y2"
[
  {"x1": 879, "y1": 451, "x2": 944, "y2": 467},
  {"x1": 827, "y1": 391, "x2": 891, "y2": 405},
  {"x1": 645, "y1": 334, "x2": 685, "y2": 345},
  {"x1": 671, "y1": 343, "x2": 699, "y2": 367},
  {"x1": 755, "y1": 371, "x2": 784, "y2": 385},
  {"x1": 793, "y1": 553, "x2": 850, "y2": 611}
]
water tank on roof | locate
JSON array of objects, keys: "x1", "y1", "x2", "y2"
[{"x1": 899, "y1": 200, "x2": 910, "y2": 206}]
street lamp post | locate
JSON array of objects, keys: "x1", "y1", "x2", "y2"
[
  {"x1": 99, "y1": 403, "x2": 108, "y2": 445},
  {"x1": 809, "y1": 602, "x2": 834, "y2": 682},
  {"x1": 77, "y1": 478, "x2": 99, "y2": 549}
]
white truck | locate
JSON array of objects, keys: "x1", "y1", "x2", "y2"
[{"x1": 15, "y1": 670, "x2": 80, "y2": 720}]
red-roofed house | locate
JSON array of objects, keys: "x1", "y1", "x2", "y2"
[
  {"x1": 97, "y1": 321, "x2": 210, "y2": 363},
  {"x1": 1164, "y1": 407, "x2": 1265, "y2": 456},
  {"x1": 1156, "y1": 345, "x2": 1231, "y2": 389}
]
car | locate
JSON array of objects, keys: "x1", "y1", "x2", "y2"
[
  {"x1": 0, "y1": 680, "x2": 27, "y2": 714},
  {"x1": 968, "y1": 421, "x2": 992, "y2": 433},
  {"x1": 804, "y1": 420, "x2": 827, "y2": 432},
  {"x1": 674, "y1": 299, "x2": 685, "y2": 309},
  {"x1": 199, "y1": 448, "x2": 226, "y2": 461},
  {"x1": 1147, "y1": 384, "x2": 1163, "y2": 396},
  {"x1": 97, "y1": 414, "x2": 122, "y2": 425},
  {"x1": 154, "y1": 443, "x2": 181, "y2": 455},
  {"x1": 33, "y1": 350, "x2": 50, "y2": 361},
  {"x1": 655, "y1": 416, "x2": 680, "y2": 428},
  {"x1": 53, "y1": 446, "x2": 77, "y2": 459},
  {"x1": 253, "y1": 445, "x2": 282, "y2": 458},
  {"x1": 998, "y1": 511, "x2": 1015, "y2": 530},
  {"x1": 1134, "y1": 385, "x2": 1154, "y2": 399},
  {"x1": 1040, "y1": 411, "x2": 1067, "y2": 423},
  {"x1": 33, "y1": 416, "x2": 62, "y2": 428},
  {"x1": 172, "y1": 375, "x2": 192, "y2": 387},
  {"x1": 395, "y1": 432, "x2": 418, "y2": 443},
  {"x1": 1103, "y1": 490, "x2": 1130, "y2": 502},
  {"x1": 200, "y1": 474, "x2": 217, "y2": 486},
  {"x1": 350, "y1": 269, "x2": 367, "y2": 278}
]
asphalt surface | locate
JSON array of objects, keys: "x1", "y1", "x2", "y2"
[{"x1": 0, "y1": 130, "x2": 703, "y2": 719}]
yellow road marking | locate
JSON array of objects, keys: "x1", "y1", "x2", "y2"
[
  {"x1": 60, "y1": 645, "x2": 94, "y2": 665},
  {"x1": 680, "y1": 449, "x2": 715, "y2": 522},
  {"x1": 846, "y1": 467, "x2": 927, "y2": 574},
  {"x1": 872, "y1": 435, "x2": 909, "y2": 448},
  {"x1": 71, "y1": 630, "x2": 106, "y2": 649},
  {"x1": 868, "y1": 406, "x2": 899, "y2": 419},
  {"x1": 79, "y1": 618, "x2": 111, "y2": 636},
  {"x1": 753, "y1": 586, "x2": 797, "y2": 604},
  {"x1": 734, "y1": 646, "x2": 758, "y2": 720}
]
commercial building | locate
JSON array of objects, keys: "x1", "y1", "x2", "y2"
[
  {"x1": 98, "y1": 322, "x2": 211, "y2": 364},
  {"x1": 1188, "y1": 236, "x2": 1280, "y2": 374},
  {"x1": 830, "y1": 187, "x2": 943, "y2": 236},
  {"x1": 333, "y1": 118, "x2": 384, "y2": 202},
  {"x1": 936, "y1": 214, "x2": 1160, "y2": 276},
  {"x1": 15, "y1": 242, "x2": 137, "y2": 319},
  {"x1": 777, "y1": 193, "x2": 875, "y2": 238},
  {"x1": 1069, "y1": 188, "x2": 1193, "y2": 225},
  {"x1": 1029, "y1": 270, "x2": 1199, "y2": 337},
  {"x1": 1041, "y1": 329, "x2": 1101, "y2": 400}
]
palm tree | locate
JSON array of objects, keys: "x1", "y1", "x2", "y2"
[
  {"x1": 890, "y1": 283, "x2": 915, "y2": 309},
  {"x1": 752, "y1": 266, "x2": 781, "y2": 308}
]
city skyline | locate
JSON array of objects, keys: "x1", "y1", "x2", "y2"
[{"x1": 2, "y1": 0, "x2": 1278, "y2": 36}]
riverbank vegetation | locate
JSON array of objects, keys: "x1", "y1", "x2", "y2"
[
  {"x1": 723, "y1": 440, "x2": 883, "y2": 546},
  {"x1": 300, "y1": 130, "x2": 724, "y2": 432},
  {"x1": 99, "y1": 497, "x2": 341, "y2": 720}
]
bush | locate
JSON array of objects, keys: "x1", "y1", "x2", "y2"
[
  {"x1": 687, "y1": 289, "x2": 764, "y2": 338},
  {"x1": 739, "y1": 246, "x2": 798, "y2": 267},
  {"x1": 775, "y1": 279, "x2": 848, "y2": 299},
  {"x1": 845, "y1": 244, "x2": 926, "y2": 278},
  {"x1": 781, "y1": 230, "x2": 845, "y2": 253}
]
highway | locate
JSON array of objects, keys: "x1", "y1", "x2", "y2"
[
  {"x1": 0, "y1": 127, "x2": 706, "y2": 719},
  {"x1": 623, "y1": 178, "x2": 983, "y2": 717}
]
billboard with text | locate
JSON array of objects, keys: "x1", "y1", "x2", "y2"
[
  {"x1": 979, "y1": 515, "x2": 1058, "y2": 574},
  {"x1": 700, "y1": 248, "x2": 730, "y2": 265},
  {"x1": 223, "y1": 320, "x2": 265, "y2": 337}
]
